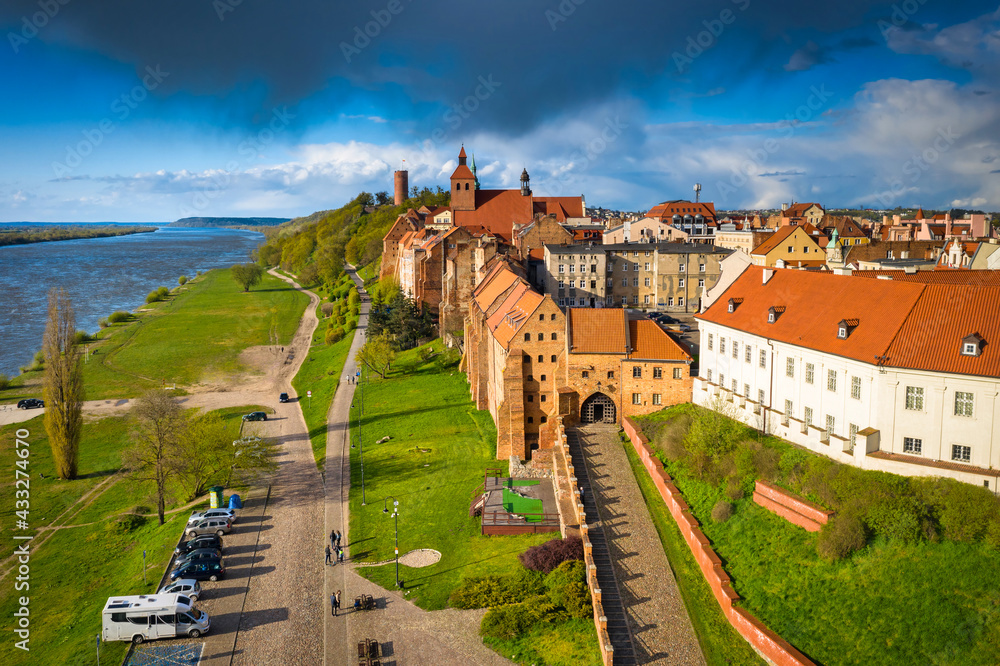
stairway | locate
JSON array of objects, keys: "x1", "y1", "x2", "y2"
[{"x1": 567, "y1": 428, "x2": 637, "y2": 666}]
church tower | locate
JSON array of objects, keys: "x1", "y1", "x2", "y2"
[
  {"x1": 450, "y1": 146, "x2": 476, "y2": 211},
  {"x1": 520, "y1": 168, "x2": 531, "y2": 197}
]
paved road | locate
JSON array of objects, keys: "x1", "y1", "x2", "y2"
[{"x1": 575, "y1": 424, "x2": 705, "y2": 666}]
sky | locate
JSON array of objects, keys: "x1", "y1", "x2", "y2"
[{"x1": 1, "y1": 0, "x2": 998, "y2": 222}]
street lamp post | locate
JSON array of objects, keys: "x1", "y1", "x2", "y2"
[{"x1": 382, "y1": 496, "x2": 401, "y2": 588}]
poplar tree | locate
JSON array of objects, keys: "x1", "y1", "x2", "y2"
[{"x1": 42, "y1": 288, "x2": 84, "y2": 480}]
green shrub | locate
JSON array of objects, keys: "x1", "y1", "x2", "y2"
[
  {"x1": 344, "y1": 320, "x2": 357, "y2": 332},
  {"x1": 816, "y1": 513, "x2": 866, "y2": 561},
  {"x1": 450, "y1": 569, "x2": 545, "y2": 609},
  {"x1": 348, "y1": 290, "x2": 360, "y2": 307},
  {"x1": 325, "y1": 328, "x2": 345, "y2": 346},
  {"x1": 108, "y1": 513, "x2": 147, "y2": 534},
  {"x1": 480, "y1": 598, "x2": 553, "y2": 640},
  {"x1": 98, "y1": 317, "x2": 109, "y2": 329},
  {"x1": 724, "y1": 474, "x2": 745, "y2": 500},
  {"x1": 544, "y1": 560, "x2": 591, "y2": 618},
  {"x1": 146, "y1": 291, "x2": 162, "y2": 304},
  {"x1": 74, "y1": 330, "x2": 91, "y2": 344},
  {"x1": 33, "y1": 350, "x2": 45, "y2": 366},
  {"x1": 0, "y1": 373, "x2": 9, "y2": 390},
  {"x1": 711, "y1": 500, "x2": 734, "y2": 523},
  {"x1": 178, "y1": 275, "x2": 188, "y2": 286},
  {"x1": 913, "y1": 477, "x2": 1000, "y2": 543},
  {"x1": 157, "y1": 286, "x2": 169, "y2": 298},
  {"x1": 321, "y1": 303, "x2": 334, "y2": 318},
  {"x1": 108, "y1": 311, "x2": 130, "y2": 324},
  {"x1": 336, "y1": 314, "x2": 347, "y2": 326}
]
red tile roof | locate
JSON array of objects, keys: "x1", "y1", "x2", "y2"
[
  {"x1": 783, "y1": 202, "x2": 823, "y2": 217},
  {"x1": 852, "y1": 270, "x2": 1000, "y2": 285},
  {"x1": 568, "y1": 309, "x2": 628, "y2": 354},
  {"x1": 647, "y1": 200, "x2": 717, "y2": 221},
  {"x1": 750, "y1": 224, "x2": 828, "y2": 256},
  {"x1": 452, "y1": 190, "x2": 583, "y2": 240},
  {"x1": 629, "y1": 320, "x2": 692, "y2": 361}
]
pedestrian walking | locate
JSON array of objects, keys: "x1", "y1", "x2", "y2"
[
  {"x1": 337, "y1": 546, "x2": 345, "y2": 564},
  {"x1": 325, "y1": 544, "x2": 332, "y2": 565},
  {"x1": 330, "y1": 529, "x2": 336, "y2": 545},
  {"x1": 333, "y1": 590, "x2": 341, "y2": 617},
  {"x1": 335, "y1": 530, "x2": 342, "y2": 547}
]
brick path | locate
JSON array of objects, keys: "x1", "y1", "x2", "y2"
[{"x1": 574, "y1": 424, "x2": 705, "y2": 666}]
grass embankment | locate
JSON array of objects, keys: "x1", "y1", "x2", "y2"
[
  {"x1": 292, "y1": 271, "x2": 359, "y2": 470},
  {"x1": 4, "y1": 269, "x2": 308, "y2": 402},
  {"x1": 349, "y1": 341, "x2": 556, "y2": 610},
  {"x1": 0, "y1": 405, "x2": 261, "y2": 666},
  {"x1": 622, "y1": 440, "x2": 764, "y2": 666},
  {"x1": 635, "y1": 405, "x2": 1000, "y2": 665},
  {"x1": 357, "y1": 257, "x2": 380, "y2": 285}
]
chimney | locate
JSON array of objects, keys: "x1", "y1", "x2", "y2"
[
  {"x1": 762, "y1": 268, "x2": 775, "y2": 284},
  {"x1": 394, "y1": 170, "x2": 408, "y2": 206}
]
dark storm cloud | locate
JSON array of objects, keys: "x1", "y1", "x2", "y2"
[{"x1": 1, "y1": 0, "x2": 898, "y2": 133}]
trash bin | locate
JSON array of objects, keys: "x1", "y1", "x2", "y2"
[
  {"x1": 209, "y1": 486, "x2": 224, "y2": 509},
  {"x1": 228, "y1": 494, "x2": 242, "y2": 510}
]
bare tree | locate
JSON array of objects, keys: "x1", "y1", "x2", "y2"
[
  {"x1": 124, "y1": 390, "x2": 185, "y2": 525},
  {"x1": 42, "y1": 288, "x2": 84, "y2": 479}
]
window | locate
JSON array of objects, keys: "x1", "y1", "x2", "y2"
[
  {"x1": 699, "y1": 263, "x2": 706, "y2": 272},
  {"x1": 652, "y1": 393, "x2": 662, "y2": 405},
  {"x1": 952, "y1": 445, "x2": 971, "y2": 463},
  {"x1": 731, "y1": 379, "x2": 737, "y2": 393},
  {"x1": 537, "y1": 333, "x2": 544, "y2": 341},
  {"x1": 745, "y1": 346, "x2": 752, "y2": 363},
  {"x1": 539, "y1": 314, "x2": 545, "y2": 321},
  {"x1": 720, "y1": 338, "x2": 726, "y2": 354},
  {"x1": 550, "y1": 355, "x2": 557, "y2": 362},
  {"x1": 633, "y1": 295, "x2": 639, "y2": 304},
  {"x1": 744, "y1": 382, "x2": 749, "y2": 397},
  {"x1": 540, "y1": 416, "x2": 547, "y2": 424},
  {"x1": 759, "y1": 350, "x2": 767, "y2": 368},
  {"x1": 524, "y1": 333, "x2": 530, "y2": 342},
  {"x1": 955, "y1": 391, "x2": 974, "y2": 417},
  {"x1": 607, "y1": 278, "x2": 613, "y2": 287},
  {"x1": 851, "y1": 376, "x2": 861, "y2": 400},
  {"x1": 621, "y1": 278, "x2": 628, "y2": 287},
  {"x1": 633, "y1": 278, "x2": 639, "y2": 287},
  {"x1": 623, "y1": 262, "x2": 629, "y2": 271},
  {"x1": 644, "y1": 262, "x2": 650, "y2": 271},
  {"x1": 541, "y1": 394, "x2": 547, "y2": 402},
  {"x1": 551, "y1": 314, "x2": 556, "y2": 321},
  {"x1": 582, "y1": 370, "x2": 589, "y2": 379},
  {"x1": 569, "y1": 265, "x2": 575, "y2": 273},
  {"x1": 591, "y1": 281, "x2": 596, "y2": 289},
  {"x1": 719, "y1": 373, "x2": 725, "y2": 388},
  {"x1": 527, "y1": 417, "x2": 534, "y2": 424},
  {"x1": 698, "y1": 278, "x2": 705, "y2": 287},
  {"x1": 644, "y1": 295, "x2": 650, "y2": 304},
  {"x1": 632, "y1": 393, "x2": 642, "y2": 405},
  {"x1": 540, "y1": 374, "x2": 546, "y2": 381},
  {"x1": 784, "y1": 399, "x2": 793, "y2": 424},
  {"x1": 668, "y1": 297, "x2": 674, "y2": 306},
  {"x1": 785, "y1": 357, "x2": 795, "y2": 378},
  {"x1": 569, "y1": 280, "x2": 576, "y2": 289},
  {"x1": 579, "y1": 264, "x2": 586, "y2": 273},
  {"x1": 678, "y1": 278, "x2": 685, "y2": 288},
  {"x1": 621, "y1": 296, "x2": 627, "y2": 305},
  {"x1": 804, "y1": 407, "x2": 813, "y2": 427},
  {"x1": 644, "y1": 277, "x2": 651, "y2": 287},
  {"x1": 849, "y1": 423, "x2": 859, "y2": 448},
  {"x1": 633, "y1": 366, "x2": 642, "y2": 378},
  {"x1": 558, "y1": 280, "x2": 565, "y2": 290},
  {"x1": 758, "y1": 389, "x2": 765, "y2": 407},
  {"x1": 707, "y1": 369, "x2": 713, "y2": 382},
  {"x1": 825, "y1": 415, "x2": 835, "y2": 437},
  {"x1": 653, "y1": 367, "x2": 662, "y2": 379},
  {"x1": 527, "y1": 374, "x2": 533, "y2": 381},
  {"x1": 527, "y1": 394, "x2": 534, "y2": 402},
  {"x1": 678, "y1": 297, "x2": 684, "y2": 306},
  {"x1": 674, "y1": 368, "x2": 683, "y2": 379},
  {"x1": 905, "y1": 386, "x2": 923, "y2": 411},
  {"x1": 632, "y1": 263, "x2": 639, "y2": 270},
  {"x1": 558, "y1": 264, "x2": 565, "y2": 273},
  {"x1": 591, "y1": 265, "x2": 597, "y2": 273},
  {"x1": 679, "y1": 263, "x2": 685, "y2": 272},
  {"x1": 827, "y1": 369, "x2": 837, "y2": 392},
  {"x1": 537, "y1": 355, "x2": 543, "y2": 362},
  {"x1": 551, "y1": 333, "x2": 557, "y2": 340},
  {"x1": 607, "y1": 371, "x2": 614, "y2": 379},
  {"x1": 962, "y1": 342, "x2": 978, "y2": 356},
  {"x1": 731, "y1": 341, "x2": 738, "y2": 359},
  {"x1": 805, "y1": 363, "x2": 815, "y2": 384}
]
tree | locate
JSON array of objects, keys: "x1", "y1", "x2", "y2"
[
  {"x1": 231, "y1": 263, "x2": 265, "y2": 292},
  {"x1": 374, "y1": 190, "x2": 391, "y2": 206},
  {"x1": 124, "y1": 390, "x2": 185, "y2": 525},
  {"x1": 356, "y1": 334, "x2": 396, "y2": 378},
  {"x1": 173, "y1": 412, "x2": 234, "y2": 501},
  {"x1": 42, "y1": 288, "x2": 84, "y2": 479}
]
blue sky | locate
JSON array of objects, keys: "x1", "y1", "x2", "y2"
[{"x1": 1, "y1": 0, "x2": 998, "y2": 221}]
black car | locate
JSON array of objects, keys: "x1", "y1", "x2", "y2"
[
  {"x1": 242, "y1": 411, "x2": 267, "y2": 422},
  {"x1": 175, "y1": 548, "x2": 223, "y2": 567},
  {"x1": 17, "y1": 399, "x2": 44, "y2": 409},
  {"x1": 279, "y1": 393, "x2": 289, "y2": 403},
  {"x1": 175, "y1": 535, "x2": 223, "y2": 556},
  {"x1": 170, "y1": 560, "x2": 225, "y2": 582}
]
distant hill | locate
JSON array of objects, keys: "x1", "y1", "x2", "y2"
[{"x1": 170, "y1": 217, "x2": 291, "y2": 228}]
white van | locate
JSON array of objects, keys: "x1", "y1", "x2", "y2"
[{"x1": 102, "y1": 593, "x2": 210, "y2": 644}]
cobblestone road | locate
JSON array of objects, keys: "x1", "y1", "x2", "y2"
[{"x1": 576, "y1": 425, "x2": 705, "y2": 666}]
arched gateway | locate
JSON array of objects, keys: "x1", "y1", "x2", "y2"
[{"x1": 580, "y1": 392, "x2": 616, "y2": 424}]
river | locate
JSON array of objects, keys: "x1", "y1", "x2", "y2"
[{"x1": 0, "y1": 226, "x2": 265, "y2": 377}]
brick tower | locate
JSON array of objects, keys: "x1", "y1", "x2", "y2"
[
  {"x1": 450, "y1": 146, "x2": 476, "y2": 211},
  {"x1": 394, "y1": 170, "x2": 408, "y2": 206}
]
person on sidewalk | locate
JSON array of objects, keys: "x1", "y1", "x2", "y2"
[
  {"x1": 330, "y1": 529, "x2": 336, "y2": 545},
  {"x1": 333, "y1": 590, "x2": 341, "y2": 617},
  {"x1": 335, "y1": 530, "x2": 342, "y2": 547},
  {"x1": 325, "y1": 544, "x2": 332, "y2": 565},
  {"x1": 337, "y1": 546, "x2": 345, "y2": 564}
]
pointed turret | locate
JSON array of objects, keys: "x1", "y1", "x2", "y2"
[
  {"x1": 520, "y1": 168, "x2": 531, "y2": 197},
  {"x1": 471, "y1": 153, "x2": 480, "y2": 190}
]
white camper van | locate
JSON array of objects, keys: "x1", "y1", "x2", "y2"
[{"x1": 102, "y1": 593, "x2": 210, "y2": 644}]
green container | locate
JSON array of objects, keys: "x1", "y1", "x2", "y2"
[{"x1": 209, "y1": 486, "x2": 224, "y2": 509}]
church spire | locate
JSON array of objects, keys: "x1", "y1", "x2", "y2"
[{"x1": 471, "y1": 153, "x2": 480, "y2": 190}]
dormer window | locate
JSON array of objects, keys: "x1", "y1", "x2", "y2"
[
  {"x1": 961, "y1": 333, "x2": 984, "y2": 357},
  {"x1": 728, "y1": 297, "x2": 743, "y2": 313},
  {"x1": 837, "y1": 318, "x2": 859, "y2": 340},
  {"x1": 767, "y1": 306, "x2": 784, "y2": 324}
]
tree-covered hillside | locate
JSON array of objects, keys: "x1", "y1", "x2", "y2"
[{"x1": 256, "y1": 187, "x2": 448, "y2": 286}]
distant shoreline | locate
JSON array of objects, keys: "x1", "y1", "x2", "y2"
[{"x1": 0, "y1": 224, "x2": 157, "y2": 248}]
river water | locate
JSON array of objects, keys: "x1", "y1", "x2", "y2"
[{"x1": 0, "y1": 226, "x2": 264, "y2": 377}]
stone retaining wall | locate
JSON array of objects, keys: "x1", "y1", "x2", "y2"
[
  {"x1": 622, "y1": 417, "x2": 814, "y2": 666},
  {"x1": 752, "y1": 481, "x2": 833, "y2": 532}
]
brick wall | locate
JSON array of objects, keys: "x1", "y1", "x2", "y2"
[
  {"x1": 752, "y1": 481, "x2": 834, "y2": 532},
  {"x1": 621, "y1": 417, "x2": 814, "y2": 666}
]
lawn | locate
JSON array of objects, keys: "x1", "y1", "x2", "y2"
[
  {"x1": 621, "y1": 438, "x2": 764, "y2": 666},
  {"x1": 484, "y1": 617, "x2": 602, "y2": 666},
  {"x1": 5, "y1": 268, "x2": 308, "y2": 401},
  {"x1": 357, "y1": 257, "x2": 380, "y2": 285},
  {"x1": 635, "y1": 407, "x2": 1000, "y2": 666},
  {"x1": 349, "y1": 340, "x2": 556, "y2": 610}
]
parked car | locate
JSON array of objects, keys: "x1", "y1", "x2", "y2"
[
  {"x1": 16, "y1": 398, "x2": 44, "y2": 409},
  {"x1": 186, "y1": 518, "x2": 231, "y2": 538},
  {"x1": 158, "y1": 579, "x2": 202, "y2": 602},
  {"x1": 187, "y1": 508, "x2": 235, "y2": 525},
  {"x1": 102, "y1": 594, "x2": 209, "y2": 643},
  {"x1": 677, "y1": 324, "x2": 692, "y2": 332},
  {"x1": 242, "y1": 411, "x2": 267, "y2": 422},
  {"x1": 175, "y1": 548, "x2": 222, "y2": 567},
  {"x1": 170, "y1": 561, "x2": 225, "y2": 582},
  {"x1": 175, "y1": 535, "x2": 223, "y2": 557},
  {"x1": 279, "y1": 392, "x2": 289, "y2": 403}
]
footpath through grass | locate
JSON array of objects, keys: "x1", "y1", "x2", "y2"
[
  {"x1": 635, "y1": 406, "x2": 1000, "y2": 665},
  {"x1": 5, "y1": 268, "x2": 308, "y2": 401},
  {"x1": 349, "y1": 341, "x2": 555, "y2": 610}
]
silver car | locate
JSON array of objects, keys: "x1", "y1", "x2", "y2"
[
  {"x1": 158, "y1": 579, "x2": 202, "y2": 602},
  {"x1": 186, "y1": 518, "x2": 231, "y2": 538},
  {"x1": 187, "y1": 509, "x2": 236, "y2": 526}
]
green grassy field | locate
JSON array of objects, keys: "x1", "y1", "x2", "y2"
[
  {"x1": 357, "y1": 257, "x2": 380, "y2": 285},
  {"x1": 484, "y1": 617, "x2": 603, "y2": 666},
  {"x1": 349, "y1": 341, "x2": 556, "y2": 610},
  {"x1": 621, "y1": 439, "x2": 764, "y2": 666},
  {"x1": 3, "y1": 269, "x2": 308, "y2": 402},
  {"x1": 635, "y1": 407, "x2": 1000, "y2": 665}
]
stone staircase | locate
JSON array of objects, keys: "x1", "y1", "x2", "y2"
[{"x1": 567, "y1": 428, "x2": 637, "y2": 666}]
